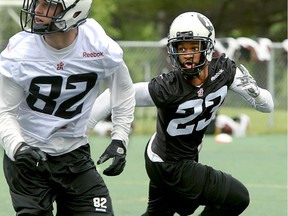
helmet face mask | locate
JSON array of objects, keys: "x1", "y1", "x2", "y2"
[
  {"x1": 20, "y1": 0, "x2": 63, "y2": 34},
  {"x1": 20, "y1": 0, "x2": 92, "y2": 34},
  {"x1": 167, "y1": 12, "x2": 215, "y2": 78}
]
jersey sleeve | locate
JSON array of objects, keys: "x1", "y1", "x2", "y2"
[
  {"x1": 0, "y1": 33, "x2": 25, "y2": 80},
  {"x1": 0, "y1": 40, "x2": 27, "y2": 160},
  {"x1": 86, "y1": 88, "x2": 111, "y2": 133},
  {"x1": 134, "y1": 82, "x2": 155, "y2": 106},
  {"x1": 0, "y1": 75, "x2": 25, "y2": 160},
  {"x1": 87, "y1": 82, "x2": 154, "y2": 134},
  {"x1": 84, "y1": 19, "x2": 124, "y2": 78},
  {"x1": 102, "y1": 36, "x2": 124, "y2": 74},
  {"x1": 108, "y1": 62, "x2": 135, "y2": 146}
]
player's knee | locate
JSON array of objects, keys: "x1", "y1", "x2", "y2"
[{"x1": 236, "y1": 187, "x2": 250, "y2": 214}]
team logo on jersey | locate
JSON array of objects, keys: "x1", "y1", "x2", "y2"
[
  {"x1": 197, "y1": 88, "x2": 204, "y2": 97},
  {"x1": 211, "y1": 69, "x2": 224, "y2": 81},
  {"x1": 57, "y1": 61, "x2": 64, "y2": 70}
]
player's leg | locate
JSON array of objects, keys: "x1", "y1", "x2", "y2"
[
  {"x1": 3, "y1": 153, "x2": 54, "y2": 216},
  {"x1": 142, "y1": 152, "x2": 202, "y2": 215},
  {"x1": 199, "y1": 168, "x2": 250, "y2": 216},
  {"x1": 169, "y1": 161, "x2": 248, "y2": 215},
  {"x1": 52, "y1": 144, "x2": 114, "y2": 216},
  {"x1": 141, "y1": 181, "x2": 175, "y2": 216},
  {"x1": 142, "y1": 143, "x2": 176, "y2": 216},
  {"x1": 172, "y1": 194, "x2": 201, "y2": 216},
  {"x1": 55, "y1": 168, "x2": 113, "y2": 216}
]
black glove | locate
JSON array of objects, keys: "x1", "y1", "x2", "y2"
[
  {"x1": 14, "y1": 142, "x2": 47, "y2": 170},
  {"x1": 97, "y1": 140, "x2": 126, "y2": 176}
]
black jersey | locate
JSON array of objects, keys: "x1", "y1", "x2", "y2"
[{"x1": 148, "y1": 54, "x2": 236, "y2": 161}]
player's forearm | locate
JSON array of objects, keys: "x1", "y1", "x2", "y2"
[
  {"x1": 230, "y1": 68, "x2": 274, "y2": 113},
  {"x1": 111, "y1": 88, "x2": 135, "y2": 146},
  {"x1": 86, "y1": 82, "x2": 154, "y2": 135},
  {"x1": 110, "y1": 62, "x2": 135, "y2": 146},
  {"x1": 0, "y1": 112, "x2": 24, "y2": 160},
  {"x1": 251, "y1": 88, "x2": 274, "y2": 112},
  {"x1": 234, "y1": 88, "x2": 274, "y2": 113},
  {"x1": 0, "y1": 75, "x2": 25, "y2": 160},
  {"x1": 231, "y1": 87, "x2": 274, "y2": 113},
  {"x1": 86, "y1": 89, "x2": 111, "y2": 133}
]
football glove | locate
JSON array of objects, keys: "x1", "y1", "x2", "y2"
[
  {"x1": 237, "y1": 64, "x2": 260, "y2": 98},
  {"x1": 14, "y1": 142, "x2": 47, "y2": 170},
  {"x1": 97, "y1": 139, "x2": 126, "y2": 176}
]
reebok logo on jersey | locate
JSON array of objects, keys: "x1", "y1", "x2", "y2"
[
  {"x1": 83, "y1": 52, "x2": 104, "y2": 58},
  {"x1": 211, "y1": 69, "x2": 224, "y2": 81}
]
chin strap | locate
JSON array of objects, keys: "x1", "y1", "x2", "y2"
[
  {"x1": 182, "y1": 61, "x2": 208, "y2": 80},
  {"x1": 183, "y1": 71, "x2": 201, "y2": 80}
]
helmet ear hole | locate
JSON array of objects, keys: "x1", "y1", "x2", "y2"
[{"x1": 73, "y1": 11, "x2": 81, "y2": 18}]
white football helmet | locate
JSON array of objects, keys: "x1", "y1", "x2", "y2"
[
  {"x1": 167, "y1": 12, "x2": 216, "y2": 77},
  {"x1": 20, "y1": 0, "x2": 92, "y2": 34}
]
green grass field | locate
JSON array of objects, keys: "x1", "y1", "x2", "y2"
[{"x1": 0, "y1": 134, "x2": 287, "y2": 216}]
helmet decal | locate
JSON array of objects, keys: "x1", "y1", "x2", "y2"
[{"x1": 197, "y1": 13, "x2": 214, "y2": 37}]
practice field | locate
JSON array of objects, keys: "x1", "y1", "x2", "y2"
[{"x1": 0, "y1": 134, "x2": 287, "y2": 216}]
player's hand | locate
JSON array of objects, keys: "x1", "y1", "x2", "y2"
[
  {"x1": 237, "y1": 64, "x2": 260, "y2": 97},
  {"x1": 14, "y1": 142, "x2": 47, "y2": 170},
  {"x1": 97, "y1": 140, "x2": 126, "y2": 176}
]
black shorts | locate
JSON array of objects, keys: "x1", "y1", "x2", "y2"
[
  {"x1": 3, "y1": 144, "x2": 114, "y2": 216},
  {"x1": 144, "y1": 145, "x2": 248, "y2": 215}
]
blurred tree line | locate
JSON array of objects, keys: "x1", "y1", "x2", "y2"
[
  {"x1": 92, "y1": 0, "x2": 287, "y2": 42},
  {"x1": 0, "y1": 0, "x2": 286, "y2": 44}
]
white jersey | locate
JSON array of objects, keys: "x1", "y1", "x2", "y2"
[{"x1": 0, "y1": 18, "x2": 135, "y2": 159}]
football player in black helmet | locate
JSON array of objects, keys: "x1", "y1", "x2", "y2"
[{"x1": 89, "y1": 12, "x2": 274, "y2": 216}]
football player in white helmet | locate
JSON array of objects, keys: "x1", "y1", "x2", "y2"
[
  {"x1": 88, "y1": 12, "x2": 274, "y2": 215},
  {"x1": 20, "y1": 0, "x2": 91, "y2": 34},
  {"x1": 167, "y1": 11, "x2": 215, "y2": 78},
  {"x1": 0, "y1": 0, "x2": 135, "y2": 215}
]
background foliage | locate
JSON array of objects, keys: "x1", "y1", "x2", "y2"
[
  {"x1": 108, "y1": 0, "x2": 287, "y2": 41},
  {"x1": 0, "y1": 0, "x2": 287, "y2": 43}
]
